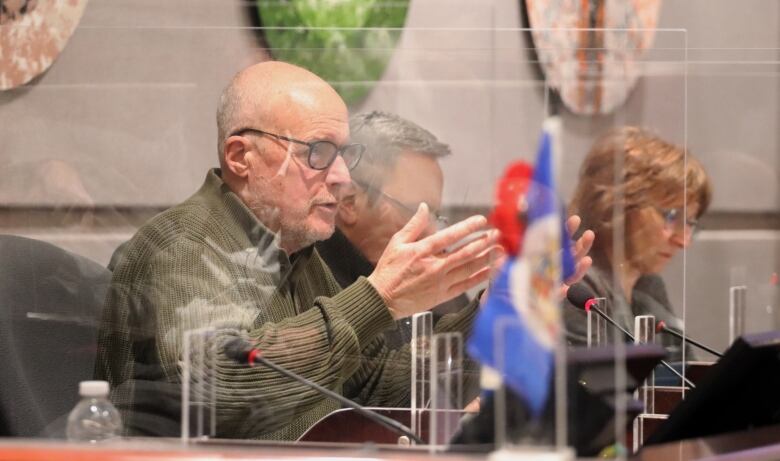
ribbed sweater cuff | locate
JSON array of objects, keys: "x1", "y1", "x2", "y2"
[{"x1": 331, "y1": 276, "x2": 394, "y2": 348}]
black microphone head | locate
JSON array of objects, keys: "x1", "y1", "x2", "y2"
[
  {"x1": 566, "y1": 283, "x2": 596, "y2": 310},
  {"x1": 223, "y1": 337, "x2": 253, "y2": 363}
]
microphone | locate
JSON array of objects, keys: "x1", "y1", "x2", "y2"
[
  {"x1": 223, "y1": 337, "x2": 424, "y2": 445},
  {"x1": 566, "y1": 284, "x2": 696, "y2": 389},
  {"x1": 656, "y1": 320, "x2": 723, "y2": 358}
]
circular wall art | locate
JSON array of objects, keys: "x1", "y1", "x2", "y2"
[
  {"x1": 524, "y1": 0, "x2": 662, "y2": 115},
  {"x1": 0, "y1": 0, "x2": 89, "y2": 90},
  {"x1": 251, "y1": 0, "x2": 409, "y2": 107}
]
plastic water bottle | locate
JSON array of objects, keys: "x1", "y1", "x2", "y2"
[{"x1": 66, "y1": 380, "x2": 122, "y2": 442}]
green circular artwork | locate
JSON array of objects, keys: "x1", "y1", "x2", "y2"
[{"x1": 254, "y1": 0, "x2": 410, "y2": 107}]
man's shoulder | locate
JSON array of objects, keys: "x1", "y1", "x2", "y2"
[
  {"x1": 112, "y1": 186, "x2": 231, "y2": 273},
  {"x1": 136, "y1": 197, "x2": 218, "y2": 247}
]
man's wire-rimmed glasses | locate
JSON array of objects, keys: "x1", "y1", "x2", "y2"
[
  {"x1": 230, "y1": 127, "x2": 365, "y2": 171},
  {"x1": 354, "y1": 179, "x2": 449, "y2": 229}
]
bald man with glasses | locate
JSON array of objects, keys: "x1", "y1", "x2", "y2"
[{"x1": 95, "y1": 63, "x2": 502, "y2": 440}]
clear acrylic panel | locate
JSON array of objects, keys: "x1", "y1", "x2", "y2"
[
  {"x1": 667, "y1": 43, "x2": 780, "y2": 365},
  {"x1": 587, "y1": 298, "x2": 609, "y2": 348},
  {"x1": 554, "y1": 28, "x2": 689, "y2": 456},
  {"x1": 631, "y1": 315, "x2": 656, "y2": 452},
  {"x1": 633, "y1": 315, "x2": 656, "y2": 412},
  {"x1": 180, "y1": 327, "x2": 218, "y2": 442},
  {"x1": 492, "y1": 317, "x2": 569, "y2": 456},
  {"x1": 2, "y1": 14, "x2": 686, "y2": 452},
  {"x1": 10, "y1": 0, "x2": 780, "y2": 454},
  {"x1": 427, "y1": 332, "x2": 463, "y2": 451},
  {"x1": 410, "y1": 311, "x2": 433, "y2": 442},
  {"x1": 729, "y1": 285, "x2": 748, "y2": 345}
]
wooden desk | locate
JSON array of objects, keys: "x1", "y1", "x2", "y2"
[
  {"x1": 635, "y1": 424, "x2": 780, "y2": 461},
  {"x1": 631, "y1": 362, "x2": 715, "y2": 448},
  {"x1": 0, "y1": 438, "x2": 481, "y2": 461},
  {"x1": 3, "y1": 429, "x2": 780, "y2": 461},
  {"x1": 299, "y1": 408, "x2": 466, "y2": 446}
]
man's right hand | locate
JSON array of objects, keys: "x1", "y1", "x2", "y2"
[{"x1": 367, "y1": 203, "x2": 502, "y2": 320}]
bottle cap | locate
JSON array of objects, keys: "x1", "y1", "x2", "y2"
[{"x1": 79, "y1": 380, "x2": 110, "y2": 397}]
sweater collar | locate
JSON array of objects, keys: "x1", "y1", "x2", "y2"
[
  {"x1": 201, "y1": 168, "x2": 272, "y2": 249},
  {"x1": 202, "y1": 169, "x2": 314, "y2": 263}
]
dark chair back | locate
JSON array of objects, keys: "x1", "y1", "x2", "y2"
[{"x1": 0, "y1": 235, "x2": 110, "y2": 437}]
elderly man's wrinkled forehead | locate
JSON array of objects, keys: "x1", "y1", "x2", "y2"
[
  {"x1": 272, "y1": 87, "x2": 349, "y2": 131},
  {"x1": 236, "y1": 62, "x2": 348, "y2": 131}
]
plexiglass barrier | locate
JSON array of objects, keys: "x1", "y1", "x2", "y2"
[
  {"x1": 410, "y1": 311, "x2": 432, "y2": 442},
  {"x1": 181, "y1": 328, "x2": 218, "y2": 442},
  {"x1": 587, "y1": 298, "x2": 609, "y2": 348},
  {"x1": 631, "y1": 315, "x2": 655, "y2": 452},
  {"x1": 633, "y1": 315, "x2": 656, "y2": 414},
  {"x1": 428, "y1": 332, "x2": 463, "y2": 450},
  {"x1": 2, "y1": 3, "x2": 778, "y2": 455},
  {"x1": 729, "y1": 285, "x2": 748, "y2": 345}
]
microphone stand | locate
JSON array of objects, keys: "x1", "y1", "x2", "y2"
[
  {"x1": 586, "y1": 303, "x2": 697, "y2": 389},
  {"x1": 231, "y1": 341, "x2": 424, "y2": 445},
  {"x1": 656, "y1": 321, "x2": 723, "y2": 358}
]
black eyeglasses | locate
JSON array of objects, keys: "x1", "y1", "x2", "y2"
[
  {"x1": 230, "y1": 127, "x2": 365, "y2": 171},
  {"x1": 653, "y1": 206, "x2": 699, "y2": 233},
  {"x1": 353, "y1": 179, "x2": 449, "y2": 229}
]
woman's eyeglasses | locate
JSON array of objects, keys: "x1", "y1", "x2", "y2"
[{"x1": 653, "y1": 206, "x2": 699, "y2": 233}]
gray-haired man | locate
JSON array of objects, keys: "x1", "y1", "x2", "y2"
[
  {"x1": 315, "y1": 111, "x2": 468, "y2": 348},
  {"x1": 316, "y1": 111, "x2": 595, "y2": 350}
]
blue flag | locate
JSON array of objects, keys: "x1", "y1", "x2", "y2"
[{"x1": 468, "y1": 118, "x2": 575, "y2": 417}]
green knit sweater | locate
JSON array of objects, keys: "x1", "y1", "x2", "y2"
[{"x1": 95, "y1": 169, "x2": 477, "y2": 440}]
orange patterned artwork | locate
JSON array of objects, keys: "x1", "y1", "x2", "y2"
[
  {"x1": 0, "y1": 0, "x2": 88, "y2": 90},
  {"x1": 525, "y1": 0, "x2": 661, "y2": 115}
]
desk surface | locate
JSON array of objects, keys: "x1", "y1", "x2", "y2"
[
  {"x1": 636, "y1": 424, "x2": 780, "y2": 461},
  {"x1": 0, "y1": 438, "x2": 482, "y2": 461},
  {"x1": 3, "y1": 426, "x2": 780, "y2": 461}
]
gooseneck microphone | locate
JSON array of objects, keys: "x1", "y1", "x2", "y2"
[
  {"x1": 656, "y1": 321, "x2": 723, "y2": 358},
  {"x1": 223, "y1": 337, "x2": 424, "y2": 445},
  {"x1": 566, "y1": 284, "x2": 697, "y2": 389}
]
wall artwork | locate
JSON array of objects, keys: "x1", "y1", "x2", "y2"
[
  {"x1": 523, "y1": 0, "x2": 662, "y2": 115},
  {"x1": 0, "y1": 0, "x2": 89, "y2": 90},
  {"x1": 251, "y1": 0, "x2": 409, "y2": 107}
]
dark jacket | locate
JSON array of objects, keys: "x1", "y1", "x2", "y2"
[{"x1": 563, "y1": 264, "x2": 693, "y2": 362}]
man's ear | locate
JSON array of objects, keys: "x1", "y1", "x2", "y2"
[{"x1": 223, "y1": 136, "x2": 252, "y2": 178}]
